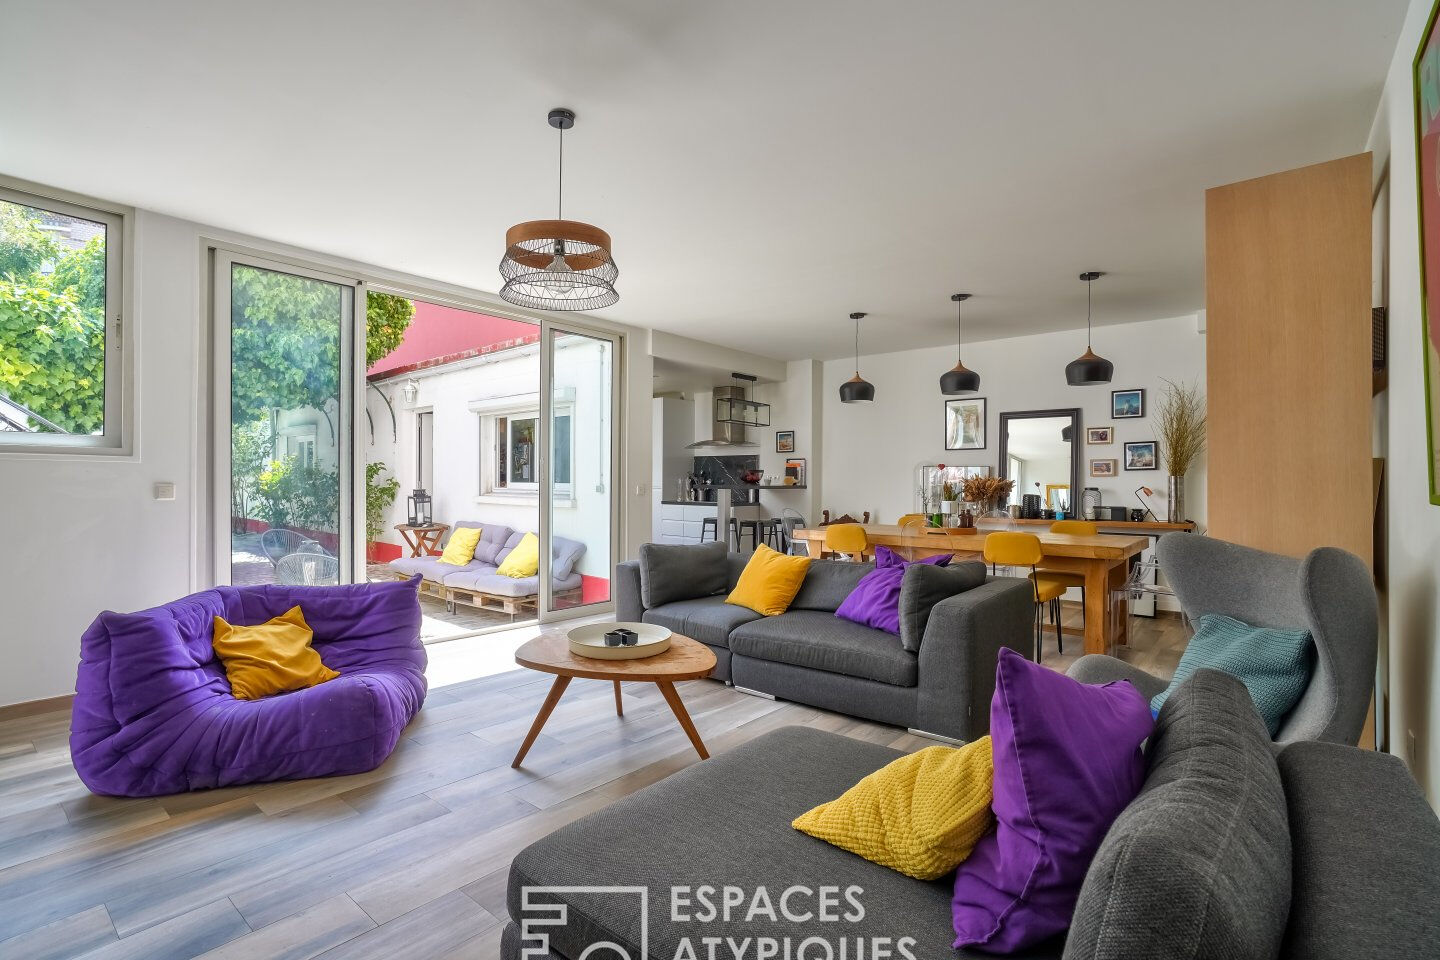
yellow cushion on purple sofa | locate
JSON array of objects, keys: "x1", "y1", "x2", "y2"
[{"x1": 212, "y1": 605, "x2": 339, "y2": 700}]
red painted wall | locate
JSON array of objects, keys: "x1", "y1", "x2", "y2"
[{"x1": 367, "y1": 300, "x2": 539, "y2": 380}]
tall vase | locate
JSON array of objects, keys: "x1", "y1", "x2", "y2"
[{"x1": 1166, "y1": 475, "x2": 1185, "y2": 524}]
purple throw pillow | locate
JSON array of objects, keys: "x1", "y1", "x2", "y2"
[
  {"x1": 951, "y1": 648, "x2": 1153, "y2": 952},
  {"x1": 834, "y1": 546, "x2": 949, "y2": 634}
]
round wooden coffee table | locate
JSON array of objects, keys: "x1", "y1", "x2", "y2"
[{"x1": 510, "y1": 629, "x2": 717, "y2": 768}]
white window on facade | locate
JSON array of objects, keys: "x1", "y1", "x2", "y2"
[
  {"x1": 0, "y1": 183, "x2": 125, "y2": 451},
  {"x1": 477, "y1": 407, "x2": 572, "y2": 497}
]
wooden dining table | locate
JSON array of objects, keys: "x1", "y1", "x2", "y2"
[{"x1": 791, "y1": 525, "x2": 1150, "y2": 655}]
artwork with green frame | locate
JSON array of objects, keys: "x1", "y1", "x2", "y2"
[{"x1": 1414, "y1": 0, "x2": 1440, "y2": 504}]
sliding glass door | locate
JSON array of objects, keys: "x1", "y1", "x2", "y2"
[
  {"x1": 213, "y1": 252, "x2": 356, "y2": 586},
  {"x1": 542, "y1": 324, "x2": 618, "y2": 617}
]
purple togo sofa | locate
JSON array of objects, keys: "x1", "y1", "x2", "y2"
[{"x1": 70, "y1": 576, "x2": 428, "y2": 797}]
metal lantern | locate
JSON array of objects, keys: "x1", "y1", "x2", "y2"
[
  {"x1": 407, "y1": 488, "x2": 432, "y2": 527},
  {"x1": 499, "y1": 108, "x2": 619, "y2": 312}
]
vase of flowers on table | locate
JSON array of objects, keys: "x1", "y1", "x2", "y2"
[{"x1": 960, "y1": 474, "x2": 1017, "y2": 519}]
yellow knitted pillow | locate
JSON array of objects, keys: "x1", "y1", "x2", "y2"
[{"x1": 792, "y1": 738, "x2": 993, "y2": 880}]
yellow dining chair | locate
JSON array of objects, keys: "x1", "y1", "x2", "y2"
[
  {"x1": 823, "y1": 523, "x2": 869, "y2": 562},
  {"x1": 896, "y1": 513, "x2": 928, "y2": 528},
  {"x1": 1040, "y1": 519, "x2": 1098, "y2": 653},
  {"x1": 982, "y1": 531, "x2": 1066, "y2": 661}
]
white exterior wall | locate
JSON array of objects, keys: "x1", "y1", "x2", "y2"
[{"x1": 367, "y1": 336, "x2": 614, "y2": 582}]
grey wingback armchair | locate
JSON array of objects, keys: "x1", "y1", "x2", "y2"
[{"x1": 1068, "y1": 534, "x2": 1377, "y2": 745}]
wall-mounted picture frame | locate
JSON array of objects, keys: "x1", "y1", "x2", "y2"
[
  {"x1": 1112, "y1": 389, "x2": 1145, "y2": 419},
  {"x1": 1086, "y1": 426, "x2": 1114, "y2": 444},
  {"x1": 775, "y1": 430, "x2": 795, "y2": 453},
  {"x1": 1089, "y1": 458, "x2": 1118, "y2": 477},
  {"x1": 1413, "y1": 7, "x2": 1440, "y2": 504},
  {"x1": 944, "y1": 397, "x2": 987, "y2": 450},
  {"x1": 1124, "y1": 441, "x2": 1158, "y2": 470}
]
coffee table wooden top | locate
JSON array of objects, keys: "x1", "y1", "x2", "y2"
[{"x1": 514, "y1": 629, "x2": 717, "y2": 683}]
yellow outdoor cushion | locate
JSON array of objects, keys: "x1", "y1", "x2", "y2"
[
  {"x1": 212, "y1": 605, "x2": 339, "y2": 701},
  {"x1": 726, "y1": 543, "x2": 811, "y2": 616},
  {"x1": 792, "y1": 738, "x2": 994, "y2": 881},
  {"x1": 439, "y1": 526, "x2": 483, "y2": 566},
  {"x1": 497, "y1": 532, "x2": 541, "y2": 578}
]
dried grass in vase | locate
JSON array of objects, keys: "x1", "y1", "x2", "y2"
[
  {"x1": 959, "y1": 474, "x2": 1015, "y2": 505},
  {"x1": 1156, "y1": 378, "x2": 1207, "y2": 477}
]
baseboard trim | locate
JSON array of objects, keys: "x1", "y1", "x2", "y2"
[
  {"x1": 907, "y1": 728, "x2": 969, "y2": 745},
  {"x1": 732, "y1": 685, "x2": 777, "y2": 700},
  {"x1": 0, "y1": 693, "x2": 74, "y2": 722}
]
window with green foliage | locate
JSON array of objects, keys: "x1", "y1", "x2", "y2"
[{"x1": 0, "y1": 185, "x2": 123, "y2": 449}]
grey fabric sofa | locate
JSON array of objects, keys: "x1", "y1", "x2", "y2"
[
  {"x1": 499, "y1": 669, "x2": 1440, "y2": 960},
  {"x1": 615, "y1": 541, "x2": 1036, "y2": 741},
  {"x1": 1069, "y1": 534, "x2": 1377, "y2": 744},
  {"x1": 387, "y1": 521, "x2": 585, "y2": 615}
]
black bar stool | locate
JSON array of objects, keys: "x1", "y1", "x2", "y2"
[{"x1": 700, "y1": 517, "x2": 719, "y2": 542}]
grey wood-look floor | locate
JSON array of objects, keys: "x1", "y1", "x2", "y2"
[{"x1": 0, "y1": 606, "x2": 1185, "y2": 960}]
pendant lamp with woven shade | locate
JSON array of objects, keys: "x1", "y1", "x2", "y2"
[{"x1": 499, "y1": 108, "x2": 619, "y2": 311}]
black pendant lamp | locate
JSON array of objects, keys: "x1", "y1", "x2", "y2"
[
  {"x1": 499, "y1": 108, "x2": 619, "y2": 311},
  {"x1": 1065, "y1": 271, "x2": 1113, "y2": 385},
  {"x1": 839, "y1": 312, "x2": 875, "y2": 403},
  {"x1": 939, "y1": 293, "x2": 980, "y2": 394}
]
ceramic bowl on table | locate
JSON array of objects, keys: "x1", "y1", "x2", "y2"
[{"x1": 567, "y1": 621, "x2": 673, "y2": 660}]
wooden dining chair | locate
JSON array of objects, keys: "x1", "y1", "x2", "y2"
[
  {"x1": 1041, "y1": 519, "x2": 1097, "y2": 652},
  {"x1": 823, "y1": 523, "x2": 869, "y2": 562},
  {"x1": 983, "y1": 531, "x2": 1065, "y2": 661}
]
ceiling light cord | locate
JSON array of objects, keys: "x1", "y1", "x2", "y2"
[
  {"x1": 854, "y1": 316, "x2": 861, "y2": 375},
  {"x1": 956, "y1": 299, "x2": 963, "y2": 362},
  {"x1": 557, "y1": 124, "x2": 564, "y2": 221},
  {"x1": 1086, "y1": 276, "x2": 1093, "y2": 348}
]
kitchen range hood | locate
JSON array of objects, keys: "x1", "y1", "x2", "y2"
[{"x1": 685, "y1": 373, "x2": 767, "y2": 448}]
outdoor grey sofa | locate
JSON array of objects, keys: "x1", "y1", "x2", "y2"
[
  {"x1": 387, "y1": 521, "x2": 585, "y2": 616},
  {"x1": 499, "y1": 669, "x2": 1439, "y2": 959},
  {"x1": 615, "y1": 540, "x2": 1035, "y2": 741}
]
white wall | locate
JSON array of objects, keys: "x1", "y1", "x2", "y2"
[
  {"x1": 367, "y1": 337, "x2": 615, "y2": 581},
  {"x1": 1369, "y1": 0, "x2": 1440, "y2": 805},
  {"x1": 0, "y1": 207, "x2": 653, "y2": 708},
  {"x1": 821, "y1": 314, "x2": 1208, "y2": 527}
]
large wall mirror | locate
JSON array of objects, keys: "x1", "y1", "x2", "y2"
[{"x1": 997, "y1": 408, "x2": 1082, "y2": 515}]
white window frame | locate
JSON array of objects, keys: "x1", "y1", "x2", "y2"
[
  {"x1": 0, "y1": 179, "x2": 130, "y2": 454},
  {"x1": 471, "y1": 391, "x2": 575, "y2": 502}
]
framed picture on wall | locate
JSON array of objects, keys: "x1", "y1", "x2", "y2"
[
  {"x1": 775, "y1": 430, "x2": 795, "y2": 453},
  {"x1": 944, "y1": 397, "x2": 987, "y2": 450},
  {"x1": 1086, "y1": 426, "x2": 1114, "y2": 444},
  {"x1": 1413, "y1": 7, "x2": 1440, "y2": 503},
  {"x1": 1112, "y1": 389, "x2": 1145, "y2": 418},
  {"x1": 1124, "y1": 441, "x2": 1158, "y2": 470},
  {"x1": 1090, "y1": 458, "x2": 1118, "y2": 477}
]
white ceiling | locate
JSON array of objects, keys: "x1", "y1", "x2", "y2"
[{"x1": 0, "y1": 1, "x2": 1405, "y2": 361}]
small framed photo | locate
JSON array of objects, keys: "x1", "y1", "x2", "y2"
[
  {"x1": 1089, "y1": 458, "x2": 1118, "y2": 477},
  {"x1": 784, "y1": 458, "x2": 807, "y2": 486},
  {"x1": 1112, "y1": 389, "x2": 1146, "y2": 419},
  {"x1": 944, "y1": 397, "x2": 987, "y2": 450},
  {"x1": 1124, "y1": 441, "x2": 1159, "y2": 470},
  {"x1": 1086, "y1": 426, "x2": 1114, "y2": 445},
  {"x1": 775, "y1": 430, "x2": 795, "y2": 453}
]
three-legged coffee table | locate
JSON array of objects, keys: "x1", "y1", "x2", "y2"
[{"x1": 510, "y1": 630, "x2": 718, "y2": 768}]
